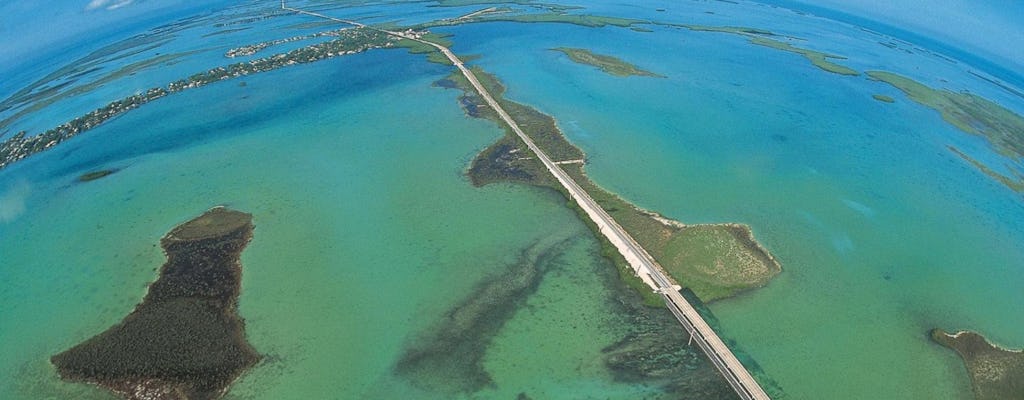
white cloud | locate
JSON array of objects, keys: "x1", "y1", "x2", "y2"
[
  {"x1": 0, "y1": 181, "x2": 31, "y2": 223},
  {"x1": 85, "y1": 0, "x2": 135, "y2": 11}
]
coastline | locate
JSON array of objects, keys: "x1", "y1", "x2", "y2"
[
  {"x1": 930, "y1": 329, "x2": 1024, "y2": 400},
  {"x1": 425, "y1": 56, "x2": 782, "y2": 304},
  {"x1": 51, "y1": 207, "x2": 260, "y2": 400}
]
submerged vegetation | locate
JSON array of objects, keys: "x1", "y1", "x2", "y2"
[
  {"x1": 396, "y1": 237, "x2": 575, "y2": 394},
  {"x1": 872, "y1": 94, "x2": 895, "y2": 103},
  {"x1": 0, "y1": 28, "x2": 395, "y2": 170},
  {"x1": 77, "y1": 169, "x2": 118, "y2": 182},
  {"x1": 748, "y1": 37, "x2": 860, "y2": 76},
  {"x1": 435, "y1": 63, "x2": 781, "y2": 303},
  {"x1": 551, "y1": 47, "x2": 665, "y2": 78},
  {"x1": 868, "y1": 71, "x2": 1024, "y2": 160},
  {"x1": 947, "y1": 146, "x2": 1024, "y2": 193},
  {"x1": 677, "y1": 24, "x2": 859, "y2": 76},
  {"x1": 868, "y1": 71, "x2": 1024, "y2": 193},
  {"x1": 931, "y1": 329, "x2": 1024, "y2": 400},
  {"x1": 426, "y1": 51, "x2": 782, "y2": 396}
]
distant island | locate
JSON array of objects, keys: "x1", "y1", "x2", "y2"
[
  {"x1": 868, "y1": 70, "x2": 1024, "y2": 194},
  {"x1": 0, "y1": 28, "x2": 395, "y2": 170},
  {"x1": 551, "y1": 47, "x2": 665, "y2": 78},
  {"x1": 51, "y1": 207, "x2": 260, "y2": 400}
]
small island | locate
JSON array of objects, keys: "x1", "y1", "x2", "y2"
[
  {"x1": 0, "y1": 28, "x2": 395, "y2": 170},
  {"x1": 551, "y1": 47, "x2": 665, "y2": 78},
  {"x1": 930, "y1": 329, "x2": 1024, "y2": 400},
  {"x1": 867, "y1": 70, "x2": 1024, "y2": 193},
  {"x1": 77, "y1": 169, "x2": 118, "y2": 182},
  {"x1": 51, "y1": 207, "x2": 260, "y2": 400},
  {"x1": 872, "y1": 94, "x2": 895, "y2": 103},
  {"x1": 439, "y1": 65, "x2": 780, "y2": 305}
]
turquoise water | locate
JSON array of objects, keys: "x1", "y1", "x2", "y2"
[
  {"x1": 0, "y1": 48, "x2": 706, "y2": 399},
  {"x1": 445, "y1": 7, "x2": 1023, "y2": 399},
  {"x1": 2, "y1": 1, "x2": 1023, "y2": 399}
]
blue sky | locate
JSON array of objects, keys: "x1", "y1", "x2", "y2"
[
  {"x1": 2, "y1": 1, "x2": 1022, "y2": 83},
  {"x1": 764, "y1": 0, "x2": 1024, "y2": 73},
  {"x1": 0, "y1": 1, "x2": 231, "y2": 75}
]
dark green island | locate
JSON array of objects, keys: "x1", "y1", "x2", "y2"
[
  {"x1": 872, "y1": 94, "x2": 895, "y2": 103},
  {"x1": 51, "y1": 207, "x2": 260, "y2": 400},
  {"x1": 77, "y1": 169, "x2": 118, "y2": 182}
]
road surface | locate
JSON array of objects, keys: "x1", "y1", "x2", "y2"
[{"x1": 282, "y1": 3, "x2": 771, "y2": 399}]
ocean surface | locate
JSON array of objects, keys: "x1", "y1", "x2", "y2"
[{"x1": 1, "y1": 1, "x2": 1022, "y2": 399}]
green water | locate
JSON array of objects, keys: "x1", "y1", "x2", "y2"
[{"x1": 0, "y1": 54, "x2": 709, "y2": 399}]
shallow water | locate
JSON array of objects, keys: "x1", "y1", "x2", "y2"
[
  {"x1": 443, "y1": 7, "x2": 1022, "y2": 399},
  {"x1": 0, "y1": 47, "x2": 716, "y2": 399},
  {"x1": 2, "y1": 1, "x2": 1023, "y2": 399}
]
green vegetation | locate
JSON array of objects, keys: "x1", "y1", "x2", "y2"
[
  {"x1": 660, "y1": 224, "x2": 781, "y2": 300},
  {"x1": 948, "y1": 146, "x2": 1024, "y2": 193},
  {"x1": 0, "y1": 51, "x2": 202, "y2": 132},
  {"x1": 931, "y1": 329, "x2": 1024, "y2": 400},
  {"x1": 551, "y1": 47, "x2": 665, "y2": 78},
  {"x1": 868, "y1": 71, "x2": 1024, "y2": 161},
  {"x1": 396, "y1": 38, "x2": 451, "y2": 65},
  {"x1": 201, "y1": 27, "x2": 251, "y2": 38},
  {"x1": 677, "y1": 24, "x2": 860, "y2": 76},
  {"x1": 416, "y1": 11, "x2": 645, "y2": 29},
  {"x1": 434, "y1": 0, "x2": 532, "y2": 6},
  {"x1": 1, "y1": 28, "x2": 395, "y2": 170},
  {"x1": 438, "y1": 67, "x2": 665, "y2": 306},
  {"x1": 432, "y1": 63, "x2": 781, "y2": 303},
  {"x1": 679, "y1": 25, "x2": 777, "y2": 36},
  {"x1": 562, "y1": 163, "x2": 781, "y2": 301},
  {"x1": 475, "y1": 13, "x2": 642, "y2": 27},
  {"x1": 395, "y1": 32, "x2": 455, "y2": 65},
  {"x1": 434, "y1": 0, "x2": 583, "y2": 13},
  {"x1": 77, "y1": 169, "x2": 117, "y2": 182},
  {"x1": 396, "y1": 238, "x2": 570, "y2": 394},
  {"x1": 868, "y1": 71, "x2": 1024, "y2": 193},
  {"x1": 52, "y1": 207, "x2": 260, "y2": 400},
  {"x1": 749, "y1": 37, "x2": 860, "y2": 76},
  {"x1": 416, "y1": 9, "x2": 856, "y2": 79},
  {"x1": 872, "y1": 94, "x2": 895, "y2": 103}
]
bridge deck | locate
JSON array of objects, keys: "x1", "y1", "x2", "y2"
[{"x1": 282, "y1": 3, "x2": 770, "y2": 399}]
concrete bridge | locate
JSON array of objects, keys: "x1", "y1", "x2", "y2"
[{"x1": 282, "y1": 3, "x2": 771, "y2": 398}]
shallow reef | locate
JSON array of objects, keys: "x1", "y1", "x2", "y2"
[{"x1": 394, "y1": 237, "x2": 574, "y2": 394}]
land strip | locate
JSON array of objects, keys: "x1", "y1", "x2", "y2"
[
  {"x1": 0, "y1": 28, "x2": 394, "y2": 170},
  {"x1": 279, "y1": 3, "x2": 772, "y2": 399}
]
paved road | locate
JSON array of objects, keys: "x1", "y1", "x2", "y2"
[{"x1": 283, "y1": 3, "x2": 771, "y2": 399}]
